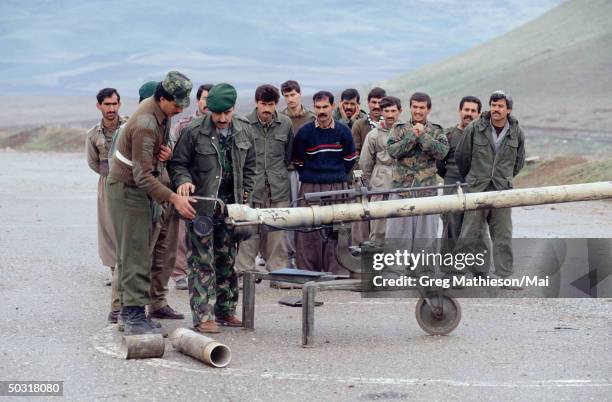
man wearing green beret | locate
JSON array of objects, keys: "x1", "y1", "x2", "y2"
[
  {"x1": 107, "y1": 71, "x2": 197, "y2": 335},
  {"x1": 139, "y1": 81, "x2": 158, "y2": 102},
  {"x1": 169, "y1": 83, "x2": 257, "y2": 333}
]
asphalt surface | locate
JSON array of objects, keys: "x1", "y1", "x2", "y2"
[{"x1": 1, "y1": 151, "x2": 610, "y2": 401}]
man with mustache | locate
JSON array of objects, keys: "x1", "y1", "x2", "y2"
[
  {"x1": 351, "y1": 87, "x2": 387, "y2": 154},
  {"x1": 169, "y1": 83, "x2": 257, "y2": 333},
  {"x1": 350, "y1": 87, "x2": 386, "y2": 245},
  {"x1": 292, "y1": 91, "x2": 357, "y2": 274},
  {"x1": 455, "y1": 91, "x2": 525, "y2": 288},
  {"x1": 332, "y1": 88, "x2": 367, "y2": 129},
  {"x1": 358, "y1": 96, "x2": 401, "y2": 243},
  {"x1": 437, "y1": 96, "x2": 482, "y2": 250},
  {"x1": 86, "y1": 88, "x2": 127, "y2": 323},
  {"x1": 235, "y1": 84, "x2": 293, "y2": 279},
  {"x1": 437, "y1": 96, "x2": 492, "y2": 282}
]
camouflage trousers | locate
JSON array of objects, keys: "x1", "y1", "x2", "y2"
[{"x1": 186, "y1": 214, "x2": 238, "y2": 326}]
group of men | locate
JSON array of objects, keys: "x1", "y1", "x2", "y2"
[{"x1": 86, "y1": 70, "x2": 525, "y2": 335}]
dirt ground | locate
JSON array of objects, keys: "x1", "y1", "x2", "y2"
[{"x1": 0, "y1": 151, "x2": 610, "y2": 401}]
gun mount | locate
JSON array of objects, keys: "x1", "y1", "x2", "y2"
[{"x1": 228, "y1": 181, "x2": 612, "y2": 346}]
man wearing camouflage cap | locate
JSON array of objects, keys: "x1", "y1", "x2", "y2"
[
  {"x1": 169, "y1": 83, "x2": 257, "y2": 333},
  {"x1": 107, "y1": 80, "x2": 184, "y2": 325},
  {"x1": 107, "y1": 71, "x2": 197, "y2": 335}
]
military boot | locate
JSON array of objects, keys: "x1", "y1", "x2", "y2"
[
  {"x1": 123, "y1": 306, "x2": 163, "y2": 336},
  {"x1": 117, "y1": 307, "x2": 129, "y2": 332}
]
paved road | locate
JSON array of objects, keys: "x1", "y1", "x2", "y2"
[{"x1": 1, "y1": 151, "x2": 610, "y2": 401}]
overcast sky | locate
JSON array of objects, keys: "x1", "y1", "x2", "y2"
[{"x1": 0, "y1": 0, "x2": 563, "y2": 97}]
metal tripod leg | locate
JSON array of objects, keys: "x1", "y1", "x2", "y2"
[
  {"x1": 242, "y1": 271, "x2": 256, "y2": 330},
  {"x1": 302, "y1": 282, "x2": 317, "y2": 347}
]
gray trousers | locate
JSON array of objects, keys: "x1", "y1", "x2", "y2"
[
  {"x1": 384, "y1": 192, "x2": 439, "y2": 252},
  {"x1": 440, "y1": 180, "x2": 490, "y2": 275},
  {"x1": 235, "y1": 186, "x2": 290, "y2": 275},
  {"x1": 457, "y1": 207, "x2": 513, "y2": 276},
  {"x1": 384, "y1": 194, "x2": 439, "y2": 275}
]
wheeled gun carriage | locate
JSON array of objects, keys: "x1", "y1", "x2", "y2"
[{"x1": 197, "y1": 180, "x2": 612, "y2": 347}]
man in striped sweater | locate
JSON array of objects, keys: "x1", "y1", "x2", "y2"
[{"x1": 291, "y1": 90, "x2": 357, "y2": 274}]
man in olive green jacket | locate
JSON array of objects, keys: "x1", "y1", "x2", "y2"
[
  {"x1": 280, "y1": 80, "x2": 315, "y2": 265},
  {"x1": 455, "y1": 91, "x2": 525, "y2": 284},
  {"x1": 235, "y1": 85, "x2": 293, "y2": 275},
  {"x1": 168, "y1": 83, "x2": 257, "y2": 333}
]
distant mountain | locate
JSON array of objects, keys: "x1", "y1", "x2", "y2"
[
  {"x1": 378, "y1": 0, "x2": 612, "y2": 132},
  {"x1": 0, "y1": 1, "x2": 561, "y2": 98}
]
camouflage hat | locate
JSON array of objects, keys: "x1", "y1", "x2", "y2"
[
  {"x1": 138, "y1": 81, "x2": 158, "y2": 102},
  {"x1": 207, "y1": 83, "x2": 237, "y2": 113},
  {"x1": 162, "y1": 71, "x2": 193, "y2": 109}
]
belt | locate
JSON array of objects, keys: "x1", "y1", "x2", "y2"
[{"x1": 115, "y1": 150, "x2": 134, "y2": 167}]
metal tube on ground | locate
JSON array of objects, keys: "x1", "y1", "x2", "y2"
[
  {"x1": 120, "y1": 334, "x2": 165, "y2": 359},
  {"x1": 169, "y1": 328, "x2": 231, "y2": 368}
]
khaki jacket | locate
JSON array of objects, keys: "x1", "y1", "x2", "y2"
[
  {"x1": 358, "y1": 127, "x2": 393, "y2": 190},
  {"x1": 86, "y1": 116, "x2": 127, "y2": 176}
]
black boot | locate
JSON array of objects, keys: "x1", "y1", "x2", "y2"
[
  {"x1": 117, "y1": 307, "x2": 129, "y2": 332},
  {"x1": 123, "y1": 306, "x2": 163, "y2": 336}
]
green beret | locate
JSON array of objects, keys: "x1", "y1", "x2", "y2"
[
  {"x1": 207, "y1": 83, "x2": 237, "y2": 113},
  {"x1": 138, "y1": 81, "x2": 158, "y2": 101},
  {"x1": 162, "y1": 71, "x2": 193, "y2": 108}
]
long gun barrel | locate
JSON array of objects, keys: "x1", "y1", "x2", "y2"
[{"x1": 226, "y1": 181, "x2": 612, "y2": 228}]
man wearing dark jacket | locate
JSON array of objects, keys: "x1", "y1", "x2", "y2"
[
  {"x1": 437, "y1": 96, "x2": 482, "y2": 255},
  {"x1": 169, "y1": 83, "x2": 257, "y2": 333},
  {"x1": 455, "y1": 91, "x2": 525, "y2": 286},
  {"x1": 235, "y1": 84, "x2": 293, "y2": 275}
]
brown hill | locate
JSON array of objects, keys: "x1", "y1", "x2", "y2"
[
  {"x1": 0, "y1": 125, "x2": 87, "y2": 152},
  {"x1": 515, "y1": 156, "x2": 612, "y2": 187},
  {"x1": 378, "y1": 0, "x2": 612, "y2": 133}
]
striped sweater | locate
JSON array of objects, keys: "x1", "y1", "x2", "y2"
[{"x1": 291, "y1": 120, "x2": 357, "y2": 184}]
